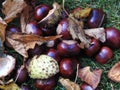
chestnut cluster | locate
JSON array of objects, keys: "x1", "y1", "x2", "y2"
[{"x1": 5, "y1": 3, "x2": 120, "y2": 90}]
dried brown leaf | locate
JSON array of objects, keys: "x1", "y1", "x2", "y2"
[
  {"x1": 39, "y1": 2, "x2": 62, "y2": 27},
  {"x1": 84, "y1": 28, "x2": 106, "y2": 42},
  {"x1": 0, "y1": 17, "x2": 7, "y2": 42},
  {"x1": 0, "y1": 17, "x2": 7, "y2": 57},
  {"x1": 68, "y1": 17, "x2": 90, "y2": 48},
  {"x1": 20, "y1": 3, "x2": 34, "y2": 33},
  {"x1": 108, "y1": 62, "x2": 120, "y2": 82},
  {"x1": 6, "y1": 33, "x2": 62, "y2": 58},
  {"x1": 2, "y1": 0, "x2": 27, "y2": 23},
  {"x1": 59, "y1": 78, "x2": 80, "y2": 90},
  {"x1": 78, "y1": 66, "x2": 102, "y2": 89}
]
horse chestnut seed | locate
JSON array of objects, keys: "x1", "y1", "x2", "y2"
[
  {"x1": 87, "y1": 8, "x2": 106, "y2": 28},
  {"x1": 56, "y1": 18, "x2": 72, "y2": 40},
  {"x1": 35, "y1": 76, "x2": 57, "y2": 90},
  {"x1": 95, "y1": 46, "x2": 113, "y2": 64},
  {"x1": 57, "y1": 40, "x2": 80, "y2": 57},
  {"x1": 34, "y1": 4, "x2": 51, "y2": 21},
  {"x1": 84, "y1": 38, "x2": 101, "y2": 57},
  {"x1": 60, "y1": 58, "x2": 79, "y2": 78},
  {"x1": 105, "y1": 27, "x2": 120, "y2": 49}
]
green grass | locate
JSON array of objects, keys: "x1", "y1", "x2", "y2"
[{"x1": 3, "y1": 0, "x2": 120, "y2": 90}]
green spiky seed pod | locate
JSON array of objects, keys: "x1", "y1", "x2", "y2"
[{"x1": 28, "y1": 55, "x2": 59, "y2": 79}]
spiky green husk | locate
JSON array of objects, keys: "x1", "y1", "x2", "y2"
[{"x1": 28, "y1": 55, "x2": 59, "y2": 79}]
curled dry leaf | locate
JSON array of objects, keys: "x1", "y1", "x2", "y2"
[
  {"x1": 84, "y1": 27, "x2": 106, "y2": 42},
  {"x1": 0, "y1": 17, "x2": 7, "y2": 57},
  {"x1": 20, "y1": 2, "x2": 35, "y2": 33},
  {"x1": 0, "y1": 82, "x2": 20, "y2": 90},
  {"x1": 0, "y1": 55, "x2": 15, "y2": 78},
  {"x1": 78, "y1": 66, "x2": 102, "y2": 89},
  {"x1": 39, "y1": 2, "x2": 62, "y2": 27},
  {"x1": 68, "y1": 17, "x2": 90, "y2": 48},
  {"x1": 2, "y1": 0, "x2": 27, "y2": 23},
  {"x1": 73, "y1": 7, "x2": 92, "y2": 19},
  {"x1": 0, "y1": 17, "x2": 7, "y2": 42},
  {"x1": 59, "y1": 78, "x2": 80, "y2": 90},
  {"x1": 108, "y1": 62, "x2": 120, "y2": 82},
  {"x1": 6, "y1": 33, "x2": 62, "y2": 58}
]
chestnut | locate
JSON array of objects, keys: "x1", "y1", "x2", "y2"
[
  {"x1": 41, "y1": 27, "x2": 56, "y2": 36},
  {"x1": 35, "y1": 76, "x2": 57, "y2": 90},
  {"x1": 95, "y1": 46, "x2": 113, "y2": 64},
  {"x1": 26, "y1": 21, "x2": 42, "y2": 35},
  {"x1": 84, "y1": 38, "x2": 101, "y2": 57},
  {"x1": 15, "y1": 66, "x2": 28, "y2": 84},
  {"x1": 104, "y1": 27, "x2": 120, "y2": 49},
  {"x1": 5, "y1": 25, "x2": 21, "y2": 48},
  {"x1": 46, "y1": 48, "x2": 61, "y2": 63},
  {"x1": 60, "y1": 58, "x2": 79, "y2": 78},
  {"x1": 28, "y1": 44, "x2": 44, "y2": 57},
  {"x1": 6, "y1": 25, "x2": 21, "y2": 34},
  {"x1": 34, "y1": 4, "x2": 51, "y2": 21},
  {"x1": 56, "y1": 18, "x2": 72, "y2": 40},
  {"x1": 21, "y1": 85, "x2": 31, "y2": 90},
  {"x1": 80, "y1": 83, "x2": 94, "y2": 90},
  {"x1": 87, "y1": 8, "x2": 106, "y2": 28},
  {"x1": 57, "y1": 40, "x2": 80, "y2": 57},
  {"x1": 61, "y1": 10, "x2": 68, "y2": 19}
]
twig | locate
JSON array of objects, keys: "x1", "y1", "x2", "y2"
[
  {"x1": 62, "y1": 0, "x2": 69, "y2": 16},
  {"x1": 14, "y1": 65, "x2": 24, "y2": 82},
  {"x1": 74, "y1": 64, "x2": 79, "y2": 83}
]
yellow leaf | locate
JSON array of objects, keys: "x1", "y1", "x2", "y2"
[{"x1": 0, "y1": 82, "x2": 20, "y2": 90}]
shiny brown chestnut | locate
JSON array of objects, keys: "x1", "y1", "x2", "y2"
[
  {"x1": 6, "y1": 25, "x2": 21, "y2": 34},
  {"x1": 87, "y1": 8, "x2": 106, "y2": 28},
  {"x1": 15, "y1": 67, "x2": 28, "y2": 84},
  {"x1": 56, "y1": 18, "x2": 72, "y2": 40},
  {"x1": 21, "y1": 85, "x2": 31, "y2": 90},
  {"x1": 57, "y1": 40, "x2": 80, "y2": 57},
  {"x1": 60, "y1": 58, "x2": 79, "y2": 78},
  {"x1": 26, "y1": 21, "x2": 43, "y2": 35},
  {"x1": 84, "y1": 38, "x2": 101, "y2": 57},
  {"x1": 80, "y1": 83, "x2": 94, "y2": 90},
  {"x1": 35, "y1": 76, "x2": 57, "y2": 90},
  {"x1": 5, "y1": 25, "x2": 21, "y2": 48},
  {"x1": 34, "y1": 4, "x2": 51, "y2": 21},
  {"x1": 61, "y1": 10, "x2": 68, "y2": 19},
  {"x1": 41, "y1": 27, "x2": 56, "y2": 36},
  {"x1": 95, "y1": 46, "x2": 113, "y2": 64},
  {"x1": 104, "y1": 27, "x2": 120, "y2": 49},
  {"x1": 28, "y1": 44, "x2": 44, "y2": 57},
  {"x1": 46, "y1": 48, "x2": 61, "y2": 63}
]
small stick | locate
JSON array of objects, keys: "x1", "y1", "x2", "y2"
[{"x1": 74, "y1": 64, "x2": 79, "y2": 83}]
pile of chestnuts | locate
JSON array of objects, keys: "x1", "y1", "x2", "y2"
[{"x1": 4, "y1": 1, "x2": 120, "y2": 90}]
